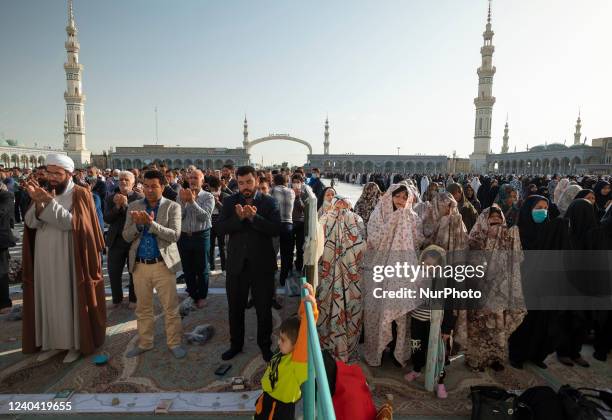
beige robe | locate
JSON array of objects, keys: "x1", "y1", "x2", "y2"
[{"x1": 24, "y1": 180, "x2": 80, "y2": 351}]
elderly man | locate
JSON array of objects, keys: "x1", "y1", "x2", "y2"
[
  {"x1": 177, "y1": 170, "x2": 214, "y2": 308},
  {"x1": 21, "y1": 154, "x2": 106, "y2": 363},
  {"x1": 104, "y1": 171, "x2": 144, "y2": 308},
  {"x1": 123, "y1": 170, "x2": 186, "y2": 359}
]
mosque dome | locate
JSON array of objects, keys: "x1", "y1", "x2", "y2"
[
  {"x1": 546, "y1": 143, "x2": 568, "y2": 151},
  {"x1": 0, "y1": 139, "x2": 9, "y2": 147},
  {"x1": 529, "y1": 145, "x2": 546, "y2": 152},
  {"x1": 5, "y1": 139, "x2": 19, "y2": 146}
]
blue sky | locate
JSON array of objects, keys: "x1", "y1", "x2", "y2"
[{"x1": 1, "y1": 0, "x2": 611, "y2": 166}]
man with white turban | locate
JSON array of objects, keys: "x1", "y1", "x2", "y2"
[{"x1": 21, "y1": 153, "x2": 106, "y2": 363}]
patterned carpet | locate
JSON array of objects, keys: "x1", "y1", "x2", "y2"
[{"x1": 1, "y1": 271, "x2": 611, "y2": 417}]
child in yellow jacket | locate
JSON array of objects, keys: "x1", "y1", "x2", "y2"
[{"x1": 255, "y1": 282, "x2": 319, "y2": 420}]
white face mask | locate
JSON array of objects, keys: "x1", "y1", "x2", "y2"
[{"x1": 311, "y1": 173, "x2": 318, "y2": 179}]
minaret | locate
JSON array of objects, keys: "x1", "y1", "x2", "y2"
[
  {"x1": 63, "y1": 0, "x2": 90, "y2": 167},
  {"x1": 323, "y1": 117, "x2": 330, "y2": 155},
  {"x1": 470, "y1": 0, "x2": 496, "y2": 172},
  {"x1": 242, "y1": 115, "x2": 249, "y2": 148},
  {"x1": 501, "y1": 115, "x2": 509, "y2": 153},
  {"x1": 573, "y1": 111, "x2": 582, "y2": 145}
]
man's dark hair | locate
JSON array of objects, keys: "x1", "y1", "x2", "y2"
[
  {"x1": 291, "y1": 173, "x2": 304, "y2": 183},
  {"x1": 236, "y1": 165, "x2": 256, "y2": 178},
  {"x1": 279, "y1": 316, "x2": 301, "y2": 345},
  {"x1": 143, "y1": 170, "x2": 165, "y2": 185},
  {"x1": 312, "y1": 167, "x2": 320, "y2": 173},
  {"x1": 208, "y1": 175, "x2": 221, "y2": 189},
  {"x1": 271, "y1": 169, "x2": 279, "y2": 175},
  {"x1": 273, "y1": 173, "x2": 287, "y2": 186},
  {"x1": 223, "y1": 163, "x2": 235, "y2": 171},
  {"x1": 258, "y1": 176, "x2": 269, "y2": 186}
]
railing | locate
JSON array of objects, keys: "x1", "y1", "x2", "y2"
[
  {"x1": 301, "y1": 277, "x2": 336, "y2": 420},
  {"x1": 301, "y1": 184, "x2": 335, "y2": 419}
]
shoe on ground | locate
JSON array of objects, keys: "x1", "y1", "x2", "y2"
[
  {"x1": 126, "y1": 346, "x2": 152, "y2": 358},
  {"x1": 221, "y1": 348, "x2": 241, "y2": 361},
  {"x1": 272, "y1": 299, "x2": 282, "y2": 310},
  {"x1": 436, "y1": 384, "x2": 448, "y2": 399},
  {"x1": 170, "y1": 346, "x2": 187, "y2": 359},
  {"x1": 63, "y1": 349, "x2": 80, "y2": 363},
  {"x1": 36, "y1": 349, "x2": 63, "y2": 363},
  {"x1": 196, "y1": 299, "x2": 206, "y2": 309},
  {"x1": 403, "y1": 371, "x2": 421, "y2": 382},
  {"x1": 572, "y1": 356, "x2": 590, "y2": 368},
  {"x1": 557, "y1": 356, "x2": 574, "y2": 367}
]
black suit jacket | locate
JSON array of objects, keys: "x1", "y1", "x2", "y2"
[
  {"x1": 216, "y1": 192, "x2": 280, "y2": 276},
  {"x1": 104, "y1": 192, "x2": 144, "y2": 248}
]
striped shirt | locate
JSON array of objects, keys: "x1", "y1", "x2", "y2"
[
  {"x1": 177, "y1": 189, "x2": 214, "y2": 232},
  {"x1": 272, "y1": 185, "x2": 295, "y2": 224}
]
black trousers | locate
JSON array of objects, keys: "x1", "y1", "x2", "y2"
[
  {"x1": 107, "y1": 244, "x2": 136, "y2": 304},
  {"x1": 291, "y1": 221, "x2": 305, "y2": 273},
  {"x1": 556, "y1": 311, "x2": 587, "y2": 359},
  {"x1": 410, "y1": 316, "x2": 446, "y2": 383},
  {"x1": 209, "y1": 224, "x2": 226, "y2": 271},
  {"x1": 178, "y1": 230, "x2": 210, "y2": 301},
  {"x1": 594, "y1": 311, "x2": 612, "y2": 355},
  {"x1": 279, "y1": 223, "x2": 293, "y2": 284},
  {"x1": 254, "y1": 392, "x2": 295, "y2": 420},
  {"x1": 226, "y1": 261, "x2": 273, "y2": 353},
  {"x1": 0, "y1": 248, "x2": 11, "y2": 309}
]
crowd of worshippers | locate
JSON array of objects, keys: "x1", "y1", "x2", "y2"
[
  {"x1": 0, "y1": 157, "x2": 610, "y2": 400},
  {"x1": 315, "y1": 171, "x2": 611, "y2": 399},
  {"x1": 0, "y1": 156, "x2": 320, "y2": 364}
]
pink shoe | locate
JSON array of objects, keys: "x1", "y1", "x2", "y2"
[
  {"x1": 436, "y1": 384, "x2": 448, "y2": 399},
  {"x1": 403, "y1": 371, "x2": 421, "y2": 382}
]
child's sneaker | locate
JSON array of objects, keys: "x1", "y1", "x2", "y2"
[
  {"x1": 436, "y1": 384, "x2": 448, "y2": 399},
  {"x1": 403, "y1": 371, "x2": 421, "y2": 382}
]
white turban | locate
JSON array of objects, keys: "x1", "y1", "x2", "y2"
[{"x1": 46, "y1": 154, "x2": 75, "y2": 173}]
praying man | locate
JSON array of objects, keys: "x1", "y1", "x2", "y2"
[{"x1": 21, "y1": 154, "x2": 106, "y2": 363}]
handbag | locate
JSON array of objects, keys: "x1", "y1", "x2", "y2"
[{"x1": 470, "y1": 386, "x2": 524, "y2": 420}]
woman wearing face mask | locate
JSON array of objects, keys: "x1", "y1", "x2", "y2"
[
  {"x1": 508, "y1": 195, "x2": 570, "y2": 369},
  {"x1": 363, "y1": 184, "x2": 424, "y2": 367},
  {"x1": 456, "y1": 206, "x2": 525, "y2": 371},
  {"x1": 317, "y1": 187, "x2": 337, "y2": 218},
  {"x1": 317, "y1": 195, "x2": 366, "y2": 363}
]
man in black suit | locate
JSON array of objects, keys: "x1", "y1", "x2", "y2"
[
  {"x1": 104, "y1": 170, "x2": 143, "y2": 308},
  {"x1": 216, "y1": 165, "x2": 280, "y2": 362}
]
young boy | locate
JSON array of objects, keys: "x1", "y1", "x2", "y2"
[{"x1": 255, "y1": 283, "x2": 318, "y2": 419}]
